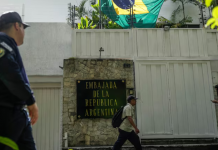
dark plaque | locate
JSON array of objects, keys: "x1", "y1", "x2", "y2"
[{"x1": 77, "y1": 80, "x2": 126, "y2": 119}]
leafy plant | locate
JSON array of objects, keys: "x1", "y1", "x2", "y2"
[
  {"x1": 204, "y1": 0, "x2": 212, "y2": 7},
  {"x1": 200, "y1": 0, "x2": 218, "y2": 29},
  {"x1": 89, "y1": 0, "x2": 122, "y2": 29},
  {"x1": 171, "y1": 5, "x2": 182, "y2": 23},
  {"x1": 74, "y1": 0, "x2": 122, "y2": 29},
  {"x1": 78, "y1": 17, "x2": 97, "y2": 29},
  {"x1": 75, "y1": 0, "x2": 89, "y2": 18},
  {"x1": 206, "y1": 6, "x2": 218, "y2": 29},
  {"x1": 105, "y1": 21, "x2": 123, "y2": 29},
  {"x1": 157, "y1": 0, "x2": 203, "y2": 28},
  {"x1": 90, "y1": 0, "x2": 97, "y2": 5},
  {"x1": 90, "y1": 0, "x2": 110, "y2": 26},
  {"x1": 171, "y1": 0, "x2": 203, "y2": 22},
  {"x1": 171, "y1": 0, "x2": 187, "y2": 20},
  {"x1": 156, "y1": 15, "x2": 193, "y2": 28}
]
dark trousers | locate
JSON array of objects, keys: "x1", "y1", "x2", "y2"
[
  {"x1": 0, "y1": 107, "x2": 36, "y2": 150},
  {"x1": 113, "y1": 128, "x2": 142, "y2": 150}
]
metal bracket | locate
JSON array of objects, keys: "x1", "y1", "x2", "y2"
[{"x1": 63, "y1": 132, "x2": 68, "y2": 148}]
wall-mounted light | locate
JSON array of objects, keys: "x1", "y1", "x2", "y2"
[
  {"x1": 127, "y1": 88, "x2": 134, "y2": 95},
  {"x1": 164, "y1": 26, "x2": 170, "y2": 31}
]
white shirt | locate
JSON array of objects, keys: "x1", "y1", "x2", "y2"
[{"x1": 119, "y1": 103, "x2": 136, "y2": 132}]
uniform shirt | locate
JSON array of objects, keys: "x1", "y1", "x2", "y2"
[
  {"x1": 119, "y1": 103, "x2": 136, "y2": 132},
  {"x1": 0, "y1": 32, "x2": 35, "y2": 108}
]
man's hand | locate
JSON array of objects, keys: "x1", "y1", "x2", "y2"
[
  {"x1": 127, "y1": 116, "x2": 140, "y2": 134},
  {"x1": 27, "y1": 103, "x2": 39, "y2": 125},
  {"x1": 211, "y1": 100, "x2": 218, "y2": 104},
  {"x1": 135, "y1": 128, "x2": 140, "y2": 134}
]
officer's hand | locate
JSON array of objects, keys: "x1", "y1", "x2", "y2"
[{"x1": 27, "y1": 103, "x2": 39, "y2": 125}]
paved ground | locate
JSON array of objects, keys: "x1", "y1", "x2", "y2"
[{"x1": 63, "y1": 143, "x2": 218, "y2": 150}]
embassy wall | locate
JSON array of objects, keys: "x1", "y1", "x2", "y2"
[
  {"x1": 63, "y1": 58, "x2": 134, "y2": 146},
  {"x1": 70, "y1": 29, "x2": 218, "y2": 140}
]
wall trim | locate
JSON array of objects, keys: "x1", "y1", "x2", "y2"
[
  {"x1": 28, "y1": 75, "x2": 63, "y2": 83},
  {"x1": 74, "y1": 56, "x2": 218, "y2": 61},
  {"x1": 30, "y1": 82, "x2": 61, "y2": 88},
  {"x1": 135, "y1": 57, "x2": 218, "y2": 61}
]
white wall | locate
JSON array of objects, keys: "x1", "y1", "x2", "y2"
[
  {"x1": 72, "y1": 29, "x2": 218, "y2": 59},
  {"x1": 0, "y1": 4, "x2": 22, "y2": 15},
  {"x1": 19, "y1": 28, "x2": 218, "y2": 77},
  {"x1": 19, "y1": 23, "x2": 73, "y2": 76}
]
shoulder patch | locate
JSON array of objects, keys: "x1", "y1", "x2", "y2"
[
  {"x1": 0, "y1": 48, "x2": 5, "y2": 58},
  {"x1": 0, "y1": 42, "x2": 13, "y2": 52}
]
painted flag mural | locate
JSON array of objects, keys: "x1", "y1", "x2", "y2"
[{"x1": 101, "y1": 0, "x2": 164, "y2": 28}]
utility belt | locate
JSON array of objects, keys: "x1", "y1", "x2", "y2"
[{"x1": 0, "y1": 102, "x2": 25, "y2": 110}]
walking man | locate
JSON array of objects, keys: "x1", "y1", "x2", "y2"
[
  {"x1": 0, "y1": 11, "x2": 38, "y2": 150},
  {"x1": 113, "y1": 95, "x2": 142, "y2": 150}
]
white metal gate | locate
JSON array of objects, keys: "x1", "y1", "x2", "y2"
[
  {"x1": 135, "y1": 61, "x2": 217, "y2": 139},
  {"x1": 30, "y1": 83, "x2": 61, "y2": 150},
  {"x1": 136, "y1": 63, "x2": 172, "y2": 137}
]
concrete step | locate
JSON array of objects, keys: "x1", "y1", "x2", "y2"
[
  {"x1": 141, "y1": 139, "x2": 218, "y2": 145},
  {"x1": 63, "y1": 143, "x2": 218, "y2": 150}
]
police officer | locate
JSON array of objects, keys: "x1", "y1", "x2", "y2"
[{"x1": 0, "y1": 11, "x2": 38, "y2": 150}]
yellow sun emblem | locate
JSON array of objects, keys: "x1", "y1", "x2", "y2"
[
  {"x1": 112, "y1": 0, "x2": 149, "y2": 15},
  {"x1": 0, "y1": 48, "x2": 5, "y2": 58}
]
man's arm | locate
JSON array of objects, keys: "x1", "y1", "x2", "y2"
[
  {"x1": 125, "y1": 106, "x2": 140, "y2": 134},
  {"x1": 0, "y1": 48, "x2": 35, "y2": 105},
  {"x1": 127, "y1": 116, "x2": 137, "y2": 129},
  {"x1": 127, "y1": 116, "x2": 140, "y2": 134},
  {"x1": 0, "y1": 48, "x2": 38, "y2": 125},
  {"x1": 211, "y1": 100, "x2": 218, "y2": 103}
]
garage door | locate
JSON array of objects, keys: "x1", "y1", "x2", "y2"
[
  {"x1": 30, "y1": 83, "x2": 61, "y2": 150},
  {"x1": 135, "y1": 61, "x2": 217, "y2": 139}
]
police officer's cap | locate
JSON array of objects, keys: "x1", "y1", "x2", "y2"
[{"x1": 0, "y1": 11, "x2": 30, "y2": 29}]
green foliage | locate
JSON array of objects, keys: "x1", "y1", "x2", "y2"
[
  {"x1": 157, "y1": 0, "x2": 197, "y2": 28},
  {"x1": 89, "y1": 0, "x2": 122, "y2": 29},
  {"x1": 170, "y1": 0, "x2": 198, "y2": 20},
  {"x1": 75, "y1": 0, "x2": 89, "y2": 18},
  {"x1": 90, "y1": 0, "x2": 111, "y2": 25},
  {"x1": 205, "y1": 0, "x2": 218, "y2": 30},
  {"x1": 105, "y1": 21, "x2": 123, "y2": 29},
  {"x1": 204, "y1": 0, "x2": 213, "y2": 7},
  {"x1": 90, "y1": 1, "x2": 101, "y2": 25},
  {"x1": 171, "y1": 6, "x2": 182, "y2": 22},
  {"x1": 76, "y1": 0, "x2": 122, "y2": 29},
  {"x1": 156, "y1": 16, "x2": 193, "y2": 28},
  {"x1": 91, "y1": 0, "x2": 100, "y2": 13},
  {"x1": 0, "y1": 136, "x2": 19, "y2": 150},
  {"x1": 78, "y1": 17, "x2": 97, "y2": 29},
  {"x1": 157, "y1": 16, "x2": 172, "y2": 24},
  {"x1": 90, "y1": 0, "x2": 97, "y2": 5}
]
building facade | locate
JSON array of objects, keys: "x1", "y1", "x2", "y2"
[{"x1": 18, "y1": 23, "x2": 218, "y2": 149}]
